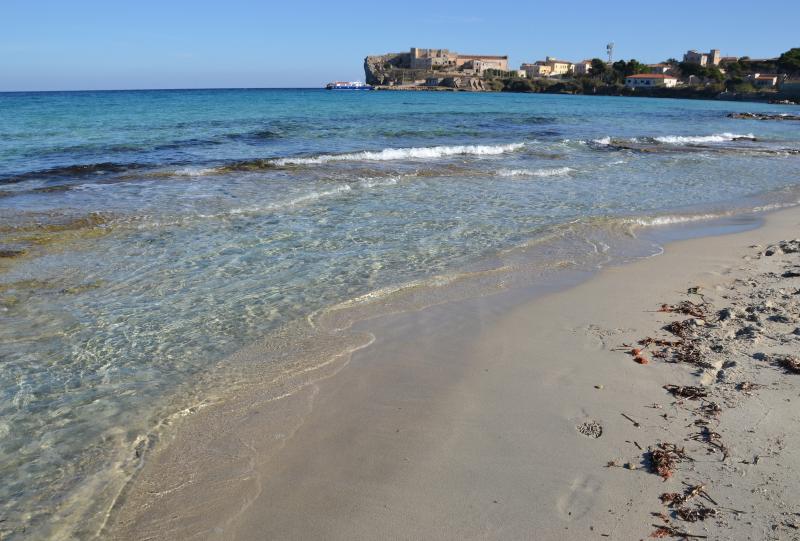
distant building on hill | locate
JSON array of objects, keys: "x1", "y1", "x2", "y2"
[
  {"x1": 520, "y1": 63, "x2": 552, "y2": 77},
  {"x1": 409, "y1": 48, "x2": 508, "y2": 73},
  {"x1": 543, "y1": 57, "x2": 573, "y2": 75},
  {"x1": 573, "y1": 60, "x2": 593, "y2": 75},
  {"x1": 647, "y1": 63, "x2": 673, "y2": 74},
  {"x1": 625, "y1": 74, "x2": 678, "y2": 88},
  {"x1": 683, "y1": 49, "x2": 721, "y2": 67},
  {"x1": 751, "y1": 73, "x2": 780, "y2": 87},
  {"x1": 520, "y1": 57, "x2": 575, "y2": 78}
]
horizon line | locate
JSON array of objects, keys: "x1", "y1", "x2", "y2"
[{"x1": 0, "y1": 86, "x2": 334, "y2": 94}]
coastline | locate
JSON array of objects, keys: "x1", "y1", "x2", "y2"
[
  {"x1": 106, "y1": 205, "x2": 800, "y2": 539},
  {"x1": 372, "y1": 84, "x2": 798, "y2": 105}
]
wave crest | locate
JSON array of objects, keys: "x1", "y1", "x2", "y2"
[
  {"x1": 272, "y1": 142, "x2": 526, "y2": 166},
  {"x1": 652, "y1": 133, "x2": 755, "y2": 144},
  {"x1": 497, "y1": 166, "x2": 573, "y2": 178}
]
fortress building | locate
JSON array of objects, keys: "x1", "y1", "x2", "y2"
[{"x1": 409, "y1": 48, "x2": 508, "y2": 73}]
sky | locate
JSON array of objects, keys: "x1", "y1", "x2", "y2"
[{"x1": 1, "y1": 0, "x2": 798, "y2": 91}]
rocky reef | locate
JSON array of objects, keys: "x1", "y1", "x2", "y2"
[{"x1": 728, "y1": 112, "x2": 800, "y2": 121}]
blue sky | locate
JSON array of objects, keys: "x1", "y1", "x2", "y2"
[{"x1": 1, "y1": 0, "x2": 798, "y2": 91}]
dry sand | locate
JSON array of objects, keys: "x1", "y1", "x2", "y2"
[{"x1": 107, "y1": 207, "x2": 800, "y2": 540}]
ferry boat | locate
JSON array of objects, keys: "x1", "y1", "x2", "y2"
[{"x1": 325, "y1": 81, "x2": 373, "y2": 90}]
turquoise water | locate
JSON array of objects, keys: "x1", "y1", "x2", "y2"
[{"x1": 1, "y1": 89, "x2": 800, "y2": 538}]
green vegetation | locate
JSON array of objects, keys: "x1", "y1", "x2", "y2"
[
  {"x1": 678, "y1": 62, "x2": 724, "y2": 82},
  {"x1": 777, "y1": 48, "x2": 800, "y2": 74}
]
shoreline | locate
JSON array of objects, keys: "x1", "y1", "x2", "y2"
[
  {"x1": 106, "y1": 205, "x2": 800, "y2": 539},
  {"x1": 372, "y1": 84, "x2": 800, "y2": 105}
]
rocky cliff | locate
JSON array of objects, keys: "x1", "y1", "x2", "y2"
[{"x1": 363, "y1": 53, "x2": 411, "y2": 85}]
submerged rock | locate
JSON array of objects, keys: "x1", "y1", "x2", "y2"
[
  {"x1": 0, "y1": 249, "x2": 26, "y2": 258},
  {"x1": 728, "y1": 112, "x2": 800, "y2": 121}
]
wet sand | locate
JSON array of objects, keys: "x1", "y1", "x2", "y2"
[{"x1": 107, "y1": 206, "x2": 800, "y2": 540}]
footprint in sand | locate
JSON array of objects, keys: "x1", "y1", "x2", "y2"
[{"x1": 556, "y1": 474, "x2": 603, "y2": 520}]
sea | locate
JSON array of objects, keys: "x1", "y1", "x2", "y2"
[{"x1": 1, "y1": 88, "x2": 799, "y2": 538}]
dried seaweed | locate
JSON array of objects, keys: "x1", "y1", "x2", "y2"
[
  {"x1": 648, "y1": 443, "x2": 690, "y2": 480},
  {"x1": 659, "y1": 484, "x2": 714, "y2": 508},
  {"x1": 676, "y1": 506, "x2": 718, "y2": 522},
  {"x1": 650, "y1": 525, "x2": 708, "y2": 538},
  {"x1": 692, "y1": 426, "x2": 729, "y2": 459},
  {"x1": 697, "y1": 402, "x2": 722, "y2": 417},
  {"x1": 664, "y1": 320, "x2": 695, "y2": 339},
  {"x1": 773, "y1": 354, "x2": 800, "y2": 374},
  {"x1": 638, "y1": 337, "x2": 681, "y2": 348},
  {"x1": 659, "y1": 301, "x2": 708, "y2": 319},
  {"x1": 663, "y1": 385, "x2": 708, "y2": 400},
  {"x1": 673, "y1": 343, "x2": 709, "y2": 366}
]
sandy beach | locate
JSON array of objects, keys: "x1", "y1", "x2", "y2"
[{"x1": 104, "y1": 206, "x2": 800, "y2": 540}]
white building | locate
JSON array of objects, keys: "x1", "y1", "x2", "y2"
[
  {"x1": 573, "y1": 60, "x2": 593, "y2": 75},
  {"x1": 625, "y1": 74, "x2": 678, "y2": 88},
  {"x1": 752, "y1": 73, "x2": 779, "y2": 87}
]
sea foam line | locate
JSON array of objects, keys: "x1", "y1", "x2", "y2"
[
  {"x1": 497, "y1": 166, "x2": 574, "y2": 178},
  {"x1": 271, "y1": 142, "x2": 526, "y2": 166},
  {"x1": 592, "y1": 133, "x2": 755, "y2": 146},
  {"x1": 652, "y1": 132, "x2": 755, "y2": 144}
]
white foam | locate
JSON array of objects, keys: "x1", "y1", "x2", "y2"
[
  {"x1": 173, "y1": 167, "x2": 219, "y2": 176},
  {"x1": 272, "y1": 143, "x2": 525, "y2": 166},
  {"x1": 592, "y1": 136, "x2": 612, "y2": 145},
  {"x1": 653, "y1": 133, "x2": 755, "y2": 145},
  {"x1": 629, "y1": 213, "x2": 726, "y2": 227},
  {"x1": 358, "y1": 177, "x2": 399, "y2": 188},
  {"x1": 497, "y1": 167, "x2": 574, "y2": 178}
]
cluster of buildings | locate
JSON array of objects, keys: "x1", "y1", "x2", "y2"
[
  {"x1": 517, "y1": 55, "x2": 683, "y2": 88},
  {"x1": 515, "y1": 48, "x2": 787, "y2": 90},
  {"x1": 519, "y1": 57, "x2": 592, "y2": 78},
  {"x1": 409, "y1": 48, "x2": 509, "y2": 75},
  {"x1": 383, "y1": 46, "x2": 794, "y2": 93}
]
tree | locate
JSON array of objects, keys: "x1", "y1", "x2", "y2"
[
  {"x1": 625, "y1": 59, "x2": 648, "y2": 76},
  {"x1": 590, "y1": 58, "x2": 607, "y2": 77},
  {"x1": 778, "y1": 48, "x2": 800, "y2": 74}
]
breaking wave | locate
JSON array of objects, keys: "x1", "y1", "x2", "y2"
[
  {"x1": 271, "y1": 142, "x2": 526, "y2": 166},
  {"x1": 592, "y1": 133, "x2": 756, "y2": 146},
  {"x1": 652, "y1": 133, "x2": 756, "y2": 144},
  {"x1": 173, "y1": 167, "x2": 219, "y2": 177},
  {"x1": 497, "y1": 166, "x2": 574, "y2": 178}
]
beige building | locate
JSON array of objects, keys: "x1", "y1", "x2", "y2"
[
  {"x1": 573, "y1": 60, "x2": 593, "y2": 75},
  {"x1": 544, "y1": 56, "x2": 573, "y2": 75},
  {"x1": 520, "y1": 63, "x2": 552, "y2": 78},
  {"x1": 409, "y1": 48, "x2": 457, "y2": 70},
  {"x1": 408, "y1": 48, "x2": 508, "y2": 72},
  {"x1": 683, "y1": 49, "x2": 721, "y2": 67},
  {"x1": 625, "y1": 74, "x2": 678, "y2": 88}
]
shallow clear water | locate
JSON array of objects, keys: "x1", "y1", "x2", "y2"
[{"x1": 1, "y1": 89, "x2": 800, "y2": 538}]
